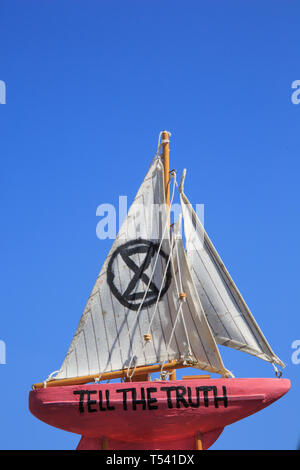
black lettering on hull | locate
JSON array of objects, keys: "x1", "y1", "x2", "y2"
[{"x1": 73, "y1": 385, "x2": 228, "y2": 413}]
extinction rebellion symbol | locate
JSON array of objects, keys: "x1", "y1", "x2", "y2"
[{"x1": 107, "y1": 239, "x2": 172, "y2": 311}]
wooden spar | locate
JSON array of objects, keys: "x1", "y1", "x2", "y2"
[
  {"x1": 162, "y1": 130, "x2": 171, "y2": 211},
  {"x1": 102, "y1": 437, "x2": 109, "y2": 450},
  {"x1": 161, "y1": 130, "x2": 176, "y2": 381},
  {"x1": 182, "y1": 375, "x2": 211, "y2": 380},
  {"x1": 32, "y1": 360, "x2": 187, "y2": 389}
]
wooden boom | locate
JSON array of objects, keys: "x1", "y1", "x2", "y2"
[{"x1": 32, "y1": 360, "x2": 188, "y2": 389}]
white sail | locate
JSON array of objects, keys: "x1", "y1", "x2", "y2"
[
  {"x1": 180, "y1": 191, "x2": 284, "y2": 368},
  {"x1": 55, "y1": 158, "x2": 170, "y2": 378},
  {"x1": 55, "y1": 158, "x2": 230, "y2": 380}
]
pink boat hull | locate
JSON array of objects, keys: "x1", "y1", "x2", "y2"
[{"x1": 29, "y1": 378, "x2": 290, "y2": 450}]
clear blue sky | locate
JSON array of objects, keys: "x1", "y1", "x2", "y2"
[{"x1": 1, "y1": 1, "x2": 299, "y2": 450}]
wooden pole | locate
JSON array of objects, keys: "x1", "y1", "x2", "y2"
[
  {"x1": 161, "y1": 130, "x2": 176, "y2": 381},
  {"x1": 102, "y1": 436, "x2": 109, "y2": 450},
  {"x1": 162, "y1": 130, "x2": 170, "y2": 209},
  {"x1": 195, "y1": 431, "x2": 203, "y2": 450},
  {"x1": 32, "y1": 359, "x2": 187, "y2": 389}
]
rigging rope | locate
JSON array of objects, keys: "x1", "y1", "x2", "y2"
[
  {"x1": 43, "y1": 370, "x2": 60, "y2": 388},
  {"x1": 272, "y1": 362, "x2": 283, "y2": 378}
]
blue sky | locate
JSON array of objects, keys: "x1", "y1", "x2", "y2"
[{"x1": 0, "y1": 1, "x2": 299, "y2": 450}]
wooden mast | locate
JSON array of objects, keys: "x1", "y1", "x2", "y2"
[
  {"x1": 32, "y1": 360, "x2": 187, "y2": 389},
  {"x1": 161, "y1": 130, "x2": 176, "y2": 381},
  {"x1": 162, "y1": 130, "x2": 171, "y2": 216}
]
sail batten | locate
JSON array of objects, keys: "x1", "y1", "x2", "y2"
[{"x1": 180, "y1": 191, "x2": 284, "y2": 369}]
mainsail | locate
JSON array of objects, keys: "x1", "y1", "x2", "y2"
[
  {"x1": 55, "y1": 158, "x2": 230, "y2": 380},
  {"x1": 180, "y1": 190, "x2": 284, "y2": 368}
]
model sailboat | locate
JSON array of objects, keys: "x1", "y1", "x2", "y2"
[{"x1": 29, "y1": 131, "x2": 290, "y2": 450}]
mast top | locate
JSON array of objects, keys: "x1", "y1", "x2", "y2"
[
  {"x1": 161, "y1": 130, "x2": 171, "y2": 143},
  {"x1": 161, "y1": 130, "x2": 171, "y2": 209}
]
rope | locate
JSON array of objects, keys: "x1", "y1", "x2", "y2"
[
  {"x1": 151, "y1": 130, "x2": 172, "y2": 164},
  {"x1": 159, "y1": 130, "x2": 171, "y2": 147},
  {"x1": 126, "y1": 360, "x2": 138, "y2": 380},
  {"x1": 158, "y1": 221, "x2": 197, "y2": 378},
  {"x1": 94, "y1": 372, "x2": 104, "y2": 383},
  {"x1": 272, "y1": 363, "x2": 283, "y2": 378},
  {"x1": 43, "y1": 370, "x2": 60, "y2": 388}
]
